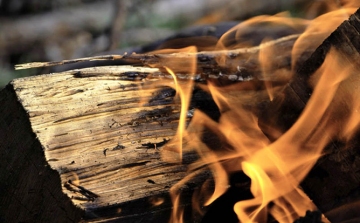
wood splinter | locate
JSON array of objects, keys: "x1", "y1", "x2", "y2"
[
  {"x1": 15, "y1": 35, "x2": 300, "y2": 83},
  {"x1": 64, "y1": 180, "x2": 100, "y2": 202}
]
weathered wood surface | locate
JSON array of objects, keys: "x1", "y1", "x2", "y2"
[{"x1": 4, "y1": 65, "x2": 214, "y2": 222}]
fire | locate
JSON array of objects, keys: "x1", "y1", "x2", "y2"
[
  {"x1": 155, "y1": 46, "x2": 197, "y2": 163},
  {"x1": 9, "y1": 1, "x2": 360, "y2": 221},
  {"x1": 234, "y1": 47, "x2": 356, "y2": 222},
  {"x1": 291, "y1": 7, "x2": 357, "y2": 71},
  {"x1": 144, "y1": 2, "x2": 360, "y2": 223},
  {"x1": 149, "y1": 196, "x2": 165, "y2": 207}
]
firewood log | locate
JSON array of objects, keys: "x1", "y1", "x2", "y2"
[
  {"x1": 0, "y1": 65, "x2": 216, "y2": 222},
  {"x1": 1, "y1": 34, "x2": 303, "y2": 222},
  {"x1": 3, "y1": 7, "x2": 360, "y2": 222}
]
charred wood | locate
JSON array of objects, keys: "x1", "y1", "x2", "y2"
[
  {"x1": 16, "y1": 34, "x2": 305, "y2": 86},
  {"x1": 259, "y1": 7, "x2": 360, "y2": 222}
]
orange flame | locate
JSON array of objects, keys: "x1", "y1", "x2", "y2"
[
  {"x1": 292, "y1": 7, "x2": 357, "y2": 70},
  {"x1": 149, "y1": 196, "x2": 165, "y2": 207},
  {"x1": 155, "y1": 2, "x2": 360, "y2": 223},
  {"x1": 158, "y1": 46, "x2": 197, "y2": 163},
  {"x1": 147, "y1": 46, "x2": 197, "y2": 222}
]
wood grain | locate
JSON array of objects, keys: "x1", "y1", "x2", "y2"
[{"x1": 6, "y1": 65, "x2": 210, "y2": 221}]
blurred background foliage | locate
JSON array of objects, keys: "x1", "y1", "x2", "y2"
[{"x1": 0, "y1": 0, "x2": 339, "y2": 88}]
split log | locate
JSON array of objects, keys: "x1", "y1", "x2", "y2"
[
  {"x1": 0, "y1": 64, "x2": 221, "y2": 222},
  {"x1": 1, "y1": 34, "x2": 306, "y2": 222}
]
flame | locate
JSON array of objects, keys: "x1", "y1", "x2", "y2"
[
  {"x1": 70, "y1": 171, "x2": 80, "y2": 185},
  {"x1": 206, "y1": 47, "x2": 356, "y2": 223},
  {"x1": 292, "y1": 7, "x2": 357, "y2": 70},
  {"x1": 216, "y1": 12, "x2": 309, "y2": 51},
  {"x1": 150, "y1": 2, "x2": 360, "y2": 223},
  {"x1": 149, "y1": 196, "x2": 165, "y2": 207},
  {"x1": 144, "y1": 46, "x2": 197, "y2": 222},
  {"x1": 159, "y1": 46, "x2": 197, "y2": 163},
  {"x1": 259, "y1": 37, "x2": 275, "y2": 101}
]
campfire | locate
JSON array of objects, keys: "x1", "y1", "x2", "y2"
[{"x1": 4, "y1": 1, "x2": 360, "y2": 223}]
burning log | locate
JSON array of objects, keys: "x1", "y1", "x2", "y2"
[
  {"x1": 2, "y1": 6, "x2": 360, "y2": 223},
  {"x1": 1, "y1": 33, "x2": 304, "y2": 222},
  {"x1": 259, "y1": 7, "x2": 360, "y2": 223}
]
